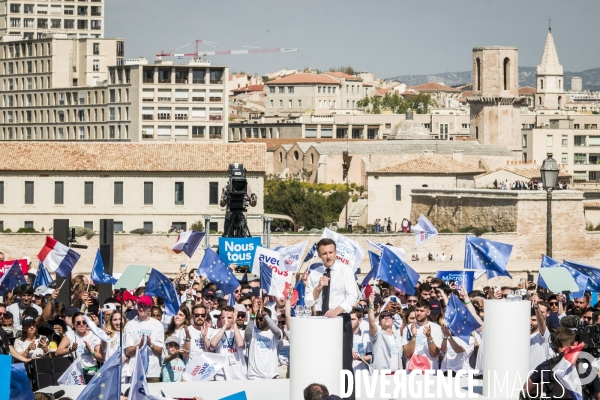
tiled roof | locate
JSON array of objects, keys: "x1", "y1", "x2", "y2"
[
  {"x1": 232, "y1": 85, "x2": 264, "y2": 93},
  {"x1": 0, "y1": 142, "x2": 266, "y2": 172},
  {"x1": 324, "y1": 71, "x2": 362, "y2": 81},
  {"x1": 461, "y1": 90, "x2": 473, "y2": 98},
  {"x1": 241, "y1": 138, "x2": 367, "y2": 151},
  {"x1": 409, "y1": 82, "x2": 460, "y2": 92},
  {"x1": 368, "y1": 155, "x2": 485, "y2": 175},
  {"x1": 374, "y1": 87, "x2": 391, "y2": 97},
  {"x1": 519, "y1": 86, "x2": 536, "y2": 95},
  {"x1": 584, "y1": 202, "x2": 600, "y2": 209},
  {"x1": 476, "y1": 165, "x2": 571, "y2": 179},
  {"x1": 265, "y1": 73, "x2": 341, "y2": 86}
]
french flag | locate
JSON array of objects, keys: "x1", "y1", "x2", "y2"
[
  {"x1": 260, "y1": 261, "x2": 293, "y2": 299},
  {"x1": 553, "y1": 342, "x2": 584, "y2": 400},
  {"x1": 172, "y1": 231, "x2": 205, "y2": 258},
  {"x1": 37, "y1": 236, "x2": 80, "y2": 278}
]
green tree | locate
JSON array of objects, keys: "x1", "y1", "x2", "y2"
[
  {"x1": 355, "y1": 92, "x2": 436, "y2": 114},
  {"x1": 328, "y1": 65, "x2": 356, "y2": 75},
  {"x1": 264, "y1": 180, "x2": 327, "y2": 230},
  {"x1": 324, "y1": 191, "x2": 348, "y2": 222}
]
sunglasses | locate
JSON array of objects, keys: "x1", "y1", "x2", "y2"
[
  {"x1": 407, "y1": 300, "x2": 417, "y2": 303},
  {"x1": 194, "y1": 313, "x2": 207, "y2": 318},
  {"x1": 75, "y1": 320, "x2": 86, "y2": 326},
  {"x1": 583, "y1": 316, "x2": 593, "y2": 321},
  {"x1": 237, "y1": 313, "x2": 247, "y2": 318},
  {"x1": 0, "y1": 312, "x2": 5, "y2": 317},
  {"x1": 379, "y1": 315, "x2": 392, "y2": 320},
  {"x1": 277, "y1": 320, "x2": 286, "y2": 325},
  {"x1": 549, "y1": 302, "x2": 558, "y2": 305},
  {"x1": 242, "y1": 304, "x2": 252, "y2": 308},
  {"x1": 256, "y1": 317, "x2": 264, "y2": 322},
  {"x1": 234, "y1": 290, "x2": 241, "y2": 294}
]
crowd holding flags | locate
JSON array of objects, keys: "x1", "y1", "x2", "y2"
[
  {"x1": 37, "y1": 236, "x2": 80, "y2": 278},
  {"x1": 0, "y1": 260, "x2": 27, "y2": 296}
]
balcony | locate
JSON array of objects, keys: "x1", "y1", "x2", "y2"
[
  {"x1": 158, "y1": 78, "x2": 171, "y2": 84},
  {"x1": 209, "y1": 79, "x2": 223, "y2": 84},
  {"x1": 174, "y1": 114, "x2": 188, "y2": 120},
  {"x1": 143, "y1": 78, "x2": 154, "y2": 84},
  {"x1": 142, "y1": 98, "x2": 154, "y2": 102},
  {"x1": 91, "y1": 11, "x2": 101, "y2": 16},
  {"x1": 192, "y1": 97, "x2": 205, "y2": 102},
  {"x1": 142, "y1": 115, "x2": 154, "y2": 120},
  {"x1": 157, "y1": 114, "x2": 170, "y2": 120},
  {"x1": 157, "y1": 97, "x2": 171, "y2": 102},
  {"x1": 142, "y1": 133, "x2": 154, "y2": 139},
  {"x1": 209, "y1": 97, "x2": 222, "y2": 102},
  {"x1": 91, "y1": 25, "x2": 101, "y2": 30},
  {"x1": 38, "y1": 11, "x2": 48, "y2": 15}
]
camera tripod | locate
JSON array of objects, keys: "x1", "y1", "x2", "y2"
[{"x1": 223, "y1": 209, "x2": 251, "y2": 238}]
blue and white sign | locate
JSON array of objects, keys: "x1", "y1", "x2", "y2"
[
  {"x1": 218, "y1": 237, "x2": 262, "y2": 266},
  {"x1": 435, "y1": 270, "x2": 475, "y2": 293}
]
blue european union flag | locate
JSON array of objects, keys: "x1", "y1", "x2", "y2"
[
  {"x1": 10, "y1": 363, "x2": 33, "y2": 400},
  {"x1": 145, "y1": 268, "x2": 181, "y2": 316},
  {"x1": 563, "y1": 259, "x2": 600, "y2": 292},
  {"x1": 295, "y1": 278, "x2": 305, "y2": 306},
  {"x1": 375, "y1": 247, "x2": 419, "y2": 295},
  {"x1": 361, "y1": 251, "x2": 381, "y2": 287},
  {"x1": 464, "y1": 235, "x2": 512, "y2": 279},
  {"x1": 90, "y1": 249, "x2": 117, "y2": 285},
  {"x1": 220, "y1": 391, "x2": 248, "y2": 400},
  {"x1": 0, "y1": 261, "x2": 27, "y2": 296},
  {"x1": 198, "y1": 248, "x2": 239, "y2": 295},
  {"x1": 303, "y1": 243, "x2": 317, "y2": 262},
  {"x1": 539, "y1": 256, "x2": 591, "y2": 298},
  {"x1": 445, "y1": 293, "x2": 481, "y2": 344},
  {"x1": 76, "y1": 347, "x2": 122, "y2": 400},
  {"x1": 33, "y1": 261, "x2": 52, "y2": 289}
]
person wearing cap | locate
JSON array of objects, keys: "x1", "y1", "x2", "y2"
[
  {"x1": 56, "y1": 311, "x2": 102, "y2": 382},
  {"x1": 403, "y1": 298, "x2": 442, "y2": 372},
  {"x1": 367, "y1": 293, "x2": 403, "y2": 372},
  {"x1": 245, "y1": 298, "x2": 282, "y2": 379},
  {"x1": 7, "y1": 284, "x2": 42, "y2": 330},
  {"x1": 202, "y1": 289, "x2": 217, "y2": 313},
  {"x1": 428, "y1": 298, "x2": 443, "y2": 325},
  {"x1": 162, "y1": 335, "x2": 187, "y2": 382},
  {"x1": 13, "y1": 316, "x2": 50, "y2": 361},
  {"x1": 124, "y1": 294, "x2": 165, "y2": 382},
  {"x1": 33, "y1": 285, "x2": 47, "y2": 308},
  {"x1": 117, "y1": 291, "x2": 139, "y2": 321},
  {"x1": 207, "y1": 305, "x2": 247, "y2": 380}
]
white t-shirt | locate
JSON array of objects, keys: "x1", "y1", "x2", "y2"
[
  {"x1": 278, "y1": 337, "x2": 290, "y2": 366},
  {"x1": 207, "y1": 327, "x2": 247, "y2": 381},
  {"x1": 247, "y1": 325, "x2": 281, "y2": 379},
  {"x1": 65, "y1": 330, "x2": 101, "y2": 369},
  {"x1": 530, "y1": 329, "x2": 550, "y2": 371},
  {"x1": 102, "y1": 332, "x2": 122, "y2": 361},
  {"x1": 403, "y1": 322, "x2": 443, "y2": 371},
  {"x1": 14, "y1": 336, "x2": 47, "y2": 359},
  {"x1": 441, "y1": 336, "x2": 475, "y2": 372},
  {"x1": 7, "y1": 302, "x2": 42, "y2": 329},
  {"x1": 124, "y1": 317, "x2": 165, "y2": 378},
  {"x1": 384, "y1": 333, "x2": 400, "y2": 372},
  {"x1": 187, "y1": 325, "x2": 208, "y2": 362},
  {"x1": 352, "y1": 327, "x2": 372, "y2": 373},
  {"x1": 474, "y1": 330, "x2": 484, "y2": 374}
]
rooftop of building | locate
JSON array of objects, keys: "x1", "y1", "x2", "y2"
[
  {"x1": 367, "y1": 154, "x2": 485, "y2": 175},
  {"x1": 408, "y1": 82, "x2": 460, "y2": 92},
  {"x1": 241, "y1": 138, "x2": 370, "y2": 151},
  {"x1": 265, "y1": 73, "x2": 341, "y2": 86},
  {"x1": 519, "y1": 86, "x2": 537, "y2": 95},
  {"x1": 232, "y1": 85, "x2": 264, "y2": 93},
  {"x1": 324, "y1": 71, "x2": 363, "y2": 81},
  {"x1": 0, "y1": 142, "x2": 266, "y2": 173},
  {"x1": 476, "y1": 164, "x2": 572, "y2": 179}
]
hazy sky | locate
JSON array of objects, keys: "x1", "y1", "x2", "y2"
[{"x1": 106, "y1": 0, "x2": 599, "y2": 78}]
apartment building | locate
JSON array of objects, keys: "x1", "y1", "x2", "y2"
[
  {"x1": 0, "y1": 33, "x2": 124, "y2": 140},
  {"x1": 0, "y1": 0, "x2": 104, "y2": 39},
  {"x1": 112, "y1": 58, "x2": 229, "y2": 142},
  {"x1": 522, "y1": 117, "x2": 600, "y2": 182},
  {"x1": 0, "y1": 142, "x2": 266, "y2": 233}
]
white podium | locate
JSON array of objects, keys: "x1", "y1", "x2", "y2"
[
  {"x1": 483, "y1": 300, "x2": 530, "y2": 399},
  {"x1": 290, "y1": 316, "x2": 343, "y2": 400}
]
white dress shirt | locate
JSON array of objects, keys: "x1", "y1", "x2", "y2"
[{"x1": 305, "y1": 261, "x2": 358, "y2": 313}]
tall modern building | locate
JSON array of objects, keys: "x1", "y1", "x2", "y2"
[{"x1": 0, "y1": 0, "x2": 104, "y2": 39}]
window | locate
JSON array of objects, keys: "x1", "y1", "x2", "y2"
[
  {"x1": 144, "y1": 182, "x2": 153, "y2": 205},
  {"x1": 575, "y1": 124, "x2": 581, "y2": 130},
  {"x1": 574, "y1": 154, "x2": 586, "y2": 164},
  {"x1": 209, "y1": 222, "x2": 218, "y2": 232},
  {"x1": 562, "y1": 135, "x2": 568, "y2": 146},
  {"x1": 278, "y1": 87, "x2": 284, "y2": 94},
  {"x1": 174, "y1": 182, "x2": 184, "y2": 205},
  {"x1": 269, "y1": 100, "x2": 273, "y2": 108},
  {"x1": 288, "y1": 87, "x2": 294, "y2": 94},
  {"x1": 114, "y1": 221, "x2": 123, "y2": 232},
  {"x1": 84, "y1": 182, "x2": 93, "y2": 204},
  {"x1": 561, "y1": 153, "x2": 568, "y2": 164},
  {"x1": 503, "y1": 58, "x2": 510, "y2": 90},
  {"x1": 522, "y1": 135, "x2": 528, "y2": 148},
  {"x1": 54, "y1": 181, "x2": 64, "y2": 204},
  {"x1": 24, "y1": 221, "x2": 34, "y2": 229},
  {"x1": 192, "y1": 126, "x2": 205, "y2": 138},
  {"x1": 298, "y1": 100, "x2": 302, "y2": 108},
  {"x1": 93, "y1": 43, "x2": 100, "y2": 55},
  {"x1": 540, "y1": 79, "x2": 544, "y2": 90},
  {"x1": 573, "y1": 171, "x2": 587, "y2": 181},
  {"x1": 395, "y1": 185, "x2": 401, "y2": 201},
  {"x1": 114, "y1": 182, "x2": 123, "y2": 205},
  {"x1": 172, "y1": 222, "x2": 187, "y2": 231},
  {"x1": 93, "y1": 60, "x2": 99, "y2": 72},
  {"x1": 0, "y1": 181, "x2": 3, "y2": 204},
  {"x1": 143, "y1": 221, "x2": 153, "y2": 233},
  {"x1": 84, "y1": 221, "x2": 93, "y2": 230},
  {"x1": 439, "y1": 123, "x2": 449, "y2": 140},
  {"x1": 25, "y1": 181, "x2": 34, "y2": 204},
  {"x1": 279, "y1": 100, "x2": 283, "y2": 108},
  {"x1": 318, "y1": 86, "x2": 321, "y2": 93},
  {"x1": 269, "y1": 87, "x2": 275, "y2": 94},
  {"x1": 288, "y1": 100, "x2": 292, "y2": 108},
  {"x1": 546, "y1": 135, "x2": 553, "y2": 147},
  {"x1": 575, "y1": 136, "x2": 585, "y2": 146},
  {"x1": 209, "y1": 182, "x2": 219, "y2": 205}
]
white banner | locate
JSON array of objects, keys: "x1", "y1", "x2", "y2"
[
  {"x1": 252, "y1": 246, "x2": 285, "y2": 278},
  {"x1": 277, "y1": 241, "x2": 308, "y2": 273},
  {"x1": 321, "y1": 228, "x2": 365, "y2": 272},
  {"x1": 84, "y1": 314, "x2": 118, "y2": 343},
  {"x1": 413, "y1": 214, "x2": 438, "y2": 248},
  {"x1": 182, "y1": 352, "x2": 228, "y2": 382},
  {"x1": 57, "y1": 358, "x2": 85, "y2": 386}
]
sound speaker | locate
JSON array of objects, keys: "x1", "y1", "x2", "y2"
[
  {"x1": 98, "y1": 219, "x2": 114, "y2": 304},
  {"x1": 53, "y1": 219, "x2": 71, "y2": 305}
]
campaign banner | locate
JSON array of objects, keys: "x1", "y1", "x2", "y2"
[
  {"x1": 435, "y1": 270, "x2": 474, "y2": 292},
  {"x1": 57, "y1": 358, "x2": 85, "y2": 386},
  {"x1": 218, "y1": 237, "x2": 261, "y2": 266},
  {"x1": 183, "y1": 352, "x2": 228, "y2": 382},
  {"x1": 0, "y1": 259, "x2": 28, "y2": 279},
  {"x1": 321, "y1": 228, "x2": 365, "y2": 272},
  {"x1": 277, "y1": 241, "x2": 308, "y2": 273},
  {"x1": 252, "y1": 246, "x2": 291, "y2": 281}
]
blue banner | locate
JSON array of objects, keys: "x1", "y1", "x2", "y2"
[
  {"x1": 218, "y1": 237, "x2": 262, "y2": 266},
  {"x1": 435, "y1": 270, "x2": 474, "y2": 293}
]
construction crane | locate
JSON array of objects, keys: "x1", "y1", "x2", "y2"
[{"x1": 157, "y1": 39, "x2": 298, "y2": 59}]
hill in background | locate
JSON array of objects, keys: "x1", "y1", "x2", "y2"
[{"x1": 389, "y1": 67, "x2": 600, "y2": 91}]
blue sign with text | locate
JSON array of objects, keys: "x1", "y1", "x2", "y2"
[
  {"x1": 218, "y1": 237, "x2": 262, "y2": 266},
  {"x1": 435, "y1": 270, "x2": 475, "y2": 293}
]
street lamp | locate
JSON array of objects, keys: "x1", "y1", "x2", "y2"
[{"x1": 540, "y1": 155, "x2": 560, "y2": 257}]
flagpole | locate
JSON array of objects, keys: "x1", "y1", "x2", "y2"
[{"x1": 58, "y1": 279, "x2": 67, "y2": 290}]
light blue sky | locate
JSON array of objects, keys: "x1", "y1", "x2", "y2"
[{"x1": 106, "y1": 0, "x2": 599, "y2": 77}]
